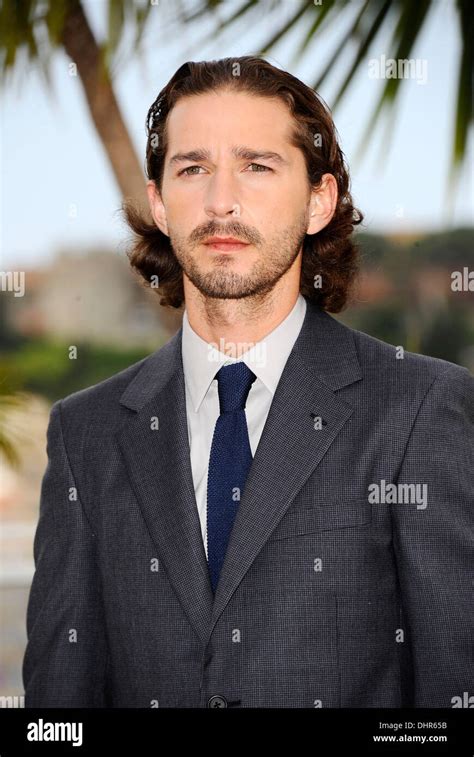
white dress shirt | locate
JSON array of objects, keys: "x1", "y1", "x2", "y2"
[{"x1": 181, "y1": 293, "x2": 307, "y2": 559}]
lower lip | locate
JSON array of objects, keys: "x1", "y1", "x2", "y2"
[{"x1": 204, "y1": 241, "x2": 250, "y2": 252}]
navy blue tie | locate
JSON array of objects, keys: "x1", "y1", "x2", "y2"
[{"x1": 206, "y1": 361, "x2": 257, "y2": 594}]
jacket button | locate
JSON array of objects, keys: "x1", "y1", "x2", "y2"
[{"x1": 207, "y1": 695, "x2": 227, "y2": 708}]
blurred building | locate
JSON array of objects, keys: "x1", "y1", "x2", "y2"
[{"x1": 3, "y1": 248, "x2": 173, "y2": 348}]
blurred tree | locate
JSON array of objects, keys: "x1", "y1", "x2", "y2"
[
  {"x1": 420, "y1": 303, "x2": 473, "y2": 364},
  {"x1": 0, "y1": 338, "x2": 150, "y2": 401},
  {"x1": 0, "y1": 389, "x2": 33, "y2": 468},
  {"x1": 0, "y1": 0, "x2": 155, "y2": 209},
  {"x1": 413, "y1": 228, "x2": 474, "y2": 266},
  {"x1": 345, "y1": 301, "x2": 406, "y2": 346},
  {"x1": 343, "y1": 229, "x2": 474, "y2": 363}
]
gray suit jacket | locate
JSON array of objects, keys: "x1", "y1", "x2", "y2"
[{"x1": 22, "y1": 298, "x2": 474, "y2": 708}]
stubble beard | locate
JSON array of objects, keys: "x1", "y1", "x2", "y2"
[{"x1": 168, "y1": 212, "x2": 309, "y2": 301}]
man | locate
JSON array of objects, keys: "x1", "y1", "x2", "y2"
[{"x1": 23, "y1": 56, "x2": 473, "y2": 708}]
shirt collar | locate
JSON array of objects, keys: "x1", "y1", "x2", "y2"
[{"x1": 182, "y1": 294, "x2": 307, "y2": 412}]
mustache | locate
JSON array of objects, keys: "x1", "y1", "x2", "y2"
[{"x1": 190, "y1": 224, "x2": 261, "y2": 246}]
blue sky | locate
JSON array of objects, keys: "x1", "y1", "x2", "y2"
[{"x1": 1, "y1": 0, "x2": 472, "y2": 269}]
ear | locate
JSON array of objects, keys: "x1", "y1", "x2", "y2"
[
  {"x1": 146, "y1": 179, "x2": 169, "y2": 236},
  {"x1": 306, "y1": 173, "x2": 338, "y2": 235}
]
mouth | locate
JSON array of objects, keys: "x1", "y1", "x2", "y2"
[{"x1": 203, "y1": 237, "x2": 250, "y2": 252}]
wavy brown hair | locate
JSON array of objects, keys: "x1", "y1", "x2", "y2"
[{"x1": 122, "y1": 55, "x2": 363, "y2": 311}]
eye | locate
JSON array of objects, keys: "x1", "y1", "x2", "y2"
[
  {"x1": 247, "y1": 163, "x2": 272, "y2": 173},
  {"x1": 178, "y1": 165, "x2": 205, "y2": 176}
]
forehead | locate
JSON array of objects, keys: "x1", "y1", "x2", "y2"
[{"x1": 165, "y1": 90, "x2": 295, "y2": 153}]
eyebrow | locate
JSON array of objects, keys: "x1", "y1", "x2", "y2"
[{"x1": 169, "y1": 145, "x2": 288, "y2": 167}]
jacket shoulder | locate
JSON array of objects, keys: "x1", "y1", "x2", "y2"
[{"x1": 346, "y1": 320, "x2": 471, "y2": 387}]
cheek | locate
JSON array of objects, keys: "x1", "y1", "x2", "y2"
[
  {"x1": 259, "y1": 203, "x2": 299, "y2": 234},
  {"x1": 259, "y1": 184, "x2": 307, "y2": 221},
  {"x1": 160, "y1": 176, "x2": 191, "y2": 210},
  {"x1": 165, "y1": 196, "x2": 196, "y2": 228}
]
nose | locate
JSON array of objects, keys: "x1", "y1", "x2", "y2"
[{"x1": 204, "y1": 167, "x2": 240, "y2": 220}]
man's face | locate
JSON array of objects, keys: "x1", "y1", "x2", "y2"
[{"x1": 149, "y1": 90, "x2": 315, "y2": 300}]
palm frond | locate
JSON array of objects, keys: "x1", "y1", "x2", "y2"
[
  {"x1": 354, "y1": 0, "x2": 432, "y2": 165},
  {"x1": 178, "y1": 0, "x2": 260, "y2": 54},
  {"x1": 330, "y1": 0, "x2": 393, "y2": 109},
  {"x1": 288, "y1": 0, "x2": 340, "y2": 70},
  {"x1": 310, "y1": 0, "x2": 372, "y2": 93},
  {"x1": 0, "y1": 0, "x2": 154, "y2": 86},
  {"x1": 0, "y1": 391, "x2": 35, "y2": 469},
  {"x1": 260, "y1": 2, "x2": 312, "y2": 56}
]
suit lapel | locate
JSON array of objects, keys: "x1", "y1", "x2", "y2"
[
  {"x1": 115, "y1": 300, "x2": 363, "y2": 646},
  {"x1": 115, "y1": 331, "x2": 214, "y2": 646}
]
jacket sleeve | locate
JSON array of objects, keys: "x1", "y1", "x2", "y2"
[
  {"x1": 391, "y1": 363, "x2": 474, "y2": 707},
  {"x1": 22, "y1": 399, "x2": 109, "y2": 707}
]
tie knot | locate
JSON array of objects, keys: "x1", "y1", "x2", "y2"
[{"x1": 215, "y1": 362, "x2": 257, "y2": 414}]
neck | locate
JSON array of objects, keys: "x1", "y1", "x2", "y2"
[{"x1": 184, "y1": 279, "x2": 300, "y2": 359}]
